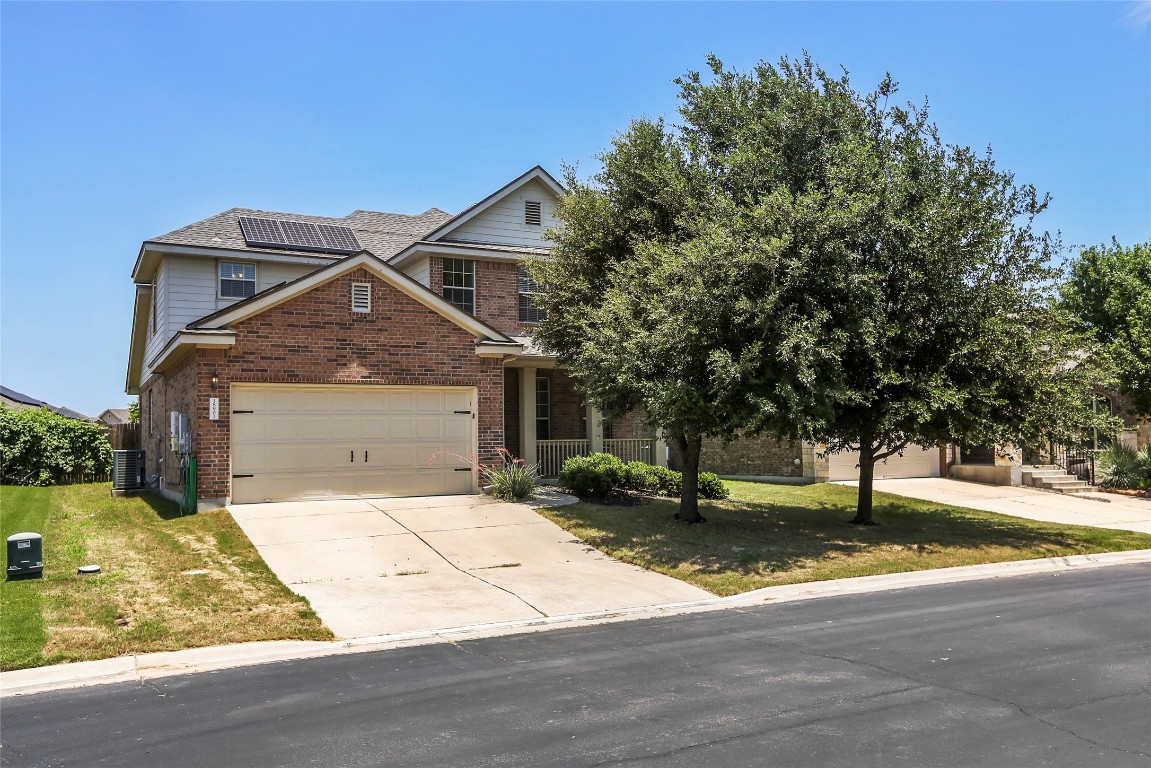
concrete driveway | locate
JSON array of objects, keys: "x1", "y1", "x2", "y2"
[
  {"x1": 228, "y1": 495, "x2": 710, "y2": 639},
  {"x1": 854, "y1": 478, "x2": 1151, "y2": 534}
]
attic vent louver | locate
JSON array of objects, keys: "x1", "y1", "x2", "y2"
[
  {"x1": 351, "y1": 283, "x2": 371, "y2": 313},
  {"x1": 238, "y1": 216, "x2": 362, "y2": 255},
  {"x1": 524, "y1": 200, "x2": 542, "y2": 226}
]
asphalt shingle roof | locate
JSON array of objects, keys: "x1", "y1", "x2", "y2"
[{"x1": 148, "y1": 207, "x2": 454, "y2": 260}]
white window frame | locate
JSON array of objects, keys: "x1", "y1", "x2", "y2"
[
  {"x1": 536, "y1": 375, "x2": 550, "y2": 440},
  {"x1": 518, "y1": 264, "x2": 546, "y2": 323},
  {"x1": 219, "y1": 261, "x2": 257, "y2": 300},
  {"x1": 442, "y1": 258, "x2": 475, "y2": 315}
]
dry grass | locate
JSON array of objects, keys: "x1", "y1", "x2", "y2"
[
  {"x1": 1, "y1": 484, "x2": 331, "y2": 670},
  {"x1": 538, "y1": 480, "x2": 1151, "y2": 596}
]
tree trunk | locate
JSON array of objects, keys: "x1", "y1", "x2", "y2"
[
  {"x1": 850, "y1": 440, "x2": 878, "y2": 526},
  {"x1": 674, "y1": 431, "x2": 706, "y2": 524}
]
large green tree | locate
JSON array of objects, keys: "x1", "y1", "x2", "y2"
[
  {"x1": 534, "y1": 55, "x2": 1100, "y2": 524},
  {"x1": 1060, "y1": 240, "x2": 1151, "y2": 417}
]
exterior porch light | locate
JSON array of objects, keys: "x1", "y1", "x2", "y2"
[{"x1": 211, "y1": 372, "x2": 219, "y2": 390}]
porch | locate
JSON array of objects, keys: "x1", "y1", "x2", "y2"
[{"x1": 504, "y1": 364, "x2": 667, "y2": 477}]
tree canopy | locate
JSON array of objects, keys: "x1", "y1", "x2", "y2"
[
  {"x1": 1060, "y1": 239, "x2": 1151, "y2": 417},
  {"x1": 533, "y1": 55, "x2": 1100, "y2": 524}
]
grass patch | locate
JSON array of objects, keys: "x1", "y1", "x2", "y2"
[
  {"x1": 538, "y1": 481, "x2": 1151, "y2": 597},
  {"x1": 0, "y1": 484, "x2": 332, "y2": 671}
]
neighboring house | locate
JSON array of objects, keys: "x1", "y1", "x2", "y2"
[
  {"x1": 1, "y1": 385, "x2": 90, "y2": 421},
  {"x1": 97, "y1": 408, "x2": 132, "y2": 427},
  {"x1": 125, "y1": 167, "x2": 943, "y2": 509}
]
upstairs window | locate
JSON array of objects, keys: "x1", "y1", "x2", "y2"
[
  {"x1": 524, "y1": 200, "x2": 542, "y2": 226},
  {"x1": 518, "y1": 264, "x2": 546, "y2": 323},
  {"x1": 219, "y1": 262, "x2": 256, "y2": 299},
  {"x1": 442, "y1": 258, "x2": 475, "y2": 315}
]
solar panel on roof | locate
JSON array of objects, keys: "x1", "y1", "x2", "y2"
[{"x1": 238, "y1": 216, "x2": 362, "y2": 255}]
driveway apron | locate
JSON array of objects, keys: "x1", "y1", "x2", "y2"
[{"x1": 228, "y1": 496, "x2": 710, "y2": 639}]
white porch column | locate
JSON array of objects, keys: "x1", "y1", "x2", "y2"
[
  {"x1": 519, "y1": 367, "x2": 537, "y2": 463},
  {"x1": 587, "y1": 403, "x2": 604, "y2": 454},
  {"x1": 653, "y1": 428, "x2": 669, "y2": 467}
]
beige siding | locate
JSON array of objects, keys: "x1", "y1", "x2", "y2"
[
  {"x1": 442, "y1": 178, "x2": 559, "y2": 248},
  {"x1": 405, "y1": 254, "x2": 431, "y2": 287},
  {"x1": 143, "y1": 255, "x2": 318, "y2": 377}
]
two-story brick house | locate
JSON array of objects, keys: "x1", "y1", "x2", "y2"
[{"x1": 127, "y1": 167, "x2": 675, "y2": 508}]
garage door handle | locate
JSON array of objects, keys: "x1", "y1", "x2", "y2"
[
  {"x1": 364, "y1": 451, "x2": 368, "y2": 462},
  {"x1": 350, "y1": 451, "x2": 354, "y2": 462},
  {"x1": 232, "y1": 474, "x2": 254, "y2": 479},
  {"x1": 454, "y1": 467, "x2": 472, "y2": 472},
  {"x1": 232, "y1": 410, "x2": 254, "y2": 414},
  {"x1": 453, "y1": 410, "x2": 471, "y2": 414}
]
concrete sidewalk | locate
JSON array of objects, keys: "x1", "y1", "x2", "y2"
[
  {"x1": 4, "y1": 549, "x2": 1147, "y2": 698},
  {"x1": 856, "y1": 478, "x2": 1151, "y2": 534}
]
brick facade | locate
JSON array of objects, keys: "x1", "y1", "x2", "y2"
[
  {"x1": 669, "y1": 433, "x2": 805, "y2": 477},
  {"x1": 429, "y1": 256, "x2": 540, "y2": 336},
  {"x1": 138, "y1": 351, "x2": 198, "y2": 498},
  {"x1": 140, "y1": 268, "x2": 506, "y2": 503}
]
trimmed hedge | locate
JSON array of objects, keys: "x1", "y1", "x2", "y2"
[
  {"x1": 558, "y1": 453, "x2": 728, "y2": 500},
  {"x1": 0, "y1": 405, "x2": 112, "y2": 486}
]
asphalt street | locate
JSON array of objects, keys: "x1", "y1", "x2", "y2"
[{"x1": 3, "y1": 564, "x2": 1149, "y2": 768}]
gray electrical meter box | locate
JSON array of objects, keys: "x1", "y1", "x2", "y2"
[{"x1": 7, "y1": 532, "x2": 43, "y2": 578}]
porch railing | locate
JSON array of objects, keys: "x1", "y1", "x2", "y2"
[
  {"x1": 603, "y1": 438, "x2": 656, "y2": 464},
  {"x1": 535, "y1": 438, "x2": 659, "y2": 477},
  {"x1": 536, "y1": 440, "x2": 590, "y2": 478}
]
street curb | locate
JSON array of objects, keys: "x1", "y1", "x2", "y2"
[{"x1": 3, "y1": 549, "x2": 1148, "y2": 698}]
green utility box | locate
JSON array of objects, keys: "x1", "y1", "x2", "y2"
[{"x1": 7, "y1": 532, "x2": 44, "y2": 578}]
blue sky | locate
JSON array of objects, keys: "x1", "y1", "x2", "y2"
[{"x1": 2, "y1": 1, "x2": 1148, "y2": 418}]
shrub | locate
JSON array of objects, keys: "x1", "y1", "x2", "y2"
[
  {"x1": 623, "y1": 461, "x2": 661, "y2": 493},
  {"x1": 0, "y1": 405, "x2": 112, "y2": 485},
  {"x1": 559, "y1": 453, "x2": 627, "y2": 498},
  {"x1": 1097, "y1": 444, "x2": 1151, "y2": 490},
  {"x1": 697, "y1": 472, "x2": 729, "y2": 499},
  {"x1": 651, "y1": 465, "x2": 683, "y2": 497},
  {"x1": 482, "y1": 453, "x2": 539, "y2": 502}
]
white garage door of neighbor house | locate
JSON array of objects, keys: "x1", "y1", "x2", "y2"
[
  {"x1": 230, "y1": 384, "x2": 476, "y2": 504},
  {"x1": 827, "y1": 444, "x2": 941, "y2": 482}
]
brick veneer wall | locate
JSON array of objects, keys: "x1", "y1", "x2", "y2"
[
  {"x1": 503, "y1": 367, "x2": 520, "y2": 457},
  {"x1": 190, "y1": 268, "x2": 505, "y2": 501},
  {"x1": 669, "y1": 433, "x2": 805, "y2": 477},
  {"x1": 138, "y1": 351, "x2": 198, "y2": 496},
  {"x1": 539, "y1": 369, "x2": 585, "y2": 440},
  {"x1": 429, "y1": 256, "x2": 540, "y2": 336}
]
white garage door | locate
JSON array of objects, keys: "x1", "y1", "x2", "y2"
[
  {"x1": 828, "y1": 444, "x2": 941, "y2": 481},
  {"x1": 230, "y1": 384, "x2": 476, "y2": 504}
]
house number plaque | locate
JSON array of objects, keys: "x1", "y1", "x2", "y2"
[{"x1": 209, "y1": 397, "x2": 220, "y2": 420}]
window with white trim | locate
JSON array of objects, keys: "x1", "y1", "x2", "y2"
[
  {"x1": 351, "y1": 283, "x2": 371, "y2": 313},
  {"x1": 219, "y1": 261, "x2": 256, "y2": 299},
  {"x1": 536, "y1": 376, "x2": 551, "y2": 440},
  {"x1": 442, "y1": 258, "x2": 475, "y2": 314},
  {"x1": 518, "y1": 264, "x2": 546, "y2": 323}
]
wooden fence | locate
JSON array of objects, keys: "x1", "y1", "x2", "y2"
[{"x1": 107, "y1": 423, "x2": 141, "y2": 451}]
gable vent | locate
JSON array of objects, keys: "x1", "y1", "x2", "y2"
[
  {"x1": 351, "y1": 283, "x2": 371, "y2": 314},
  {"x1": 524, "y1": 200, "x2": 542, "y2": 226}
]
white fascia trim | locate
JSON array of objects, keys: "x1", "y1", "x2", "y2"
[
  {"x1": 390, "y1": 241, "x2": 547, "y2": 270},
  {"x1": 474, "y1": 342, "x2": 525, "y2": 358},
  {"x1": 132, "y1": 242, "x2": 336, "y2": 282},
  {"x1": 418, "y1": 166, "x2": 564, "y2": 246},
  {"x1": 125, "y1": 284, "x2": 153, "y2": 395},
  {"x1": 196, "y1": 252, "x2": 515, "y2": 343},
  {"x1": 146, "y1": 331, "x2": 237, "y2": 373}
]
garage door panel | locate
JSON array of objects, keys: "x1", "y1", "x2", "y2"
[
  {"x1": 827, "y1": 444, "x2": 940, "y2": 481},
  {"x1": 230, "y1": 385, "x2": 476, "y2": 504}
]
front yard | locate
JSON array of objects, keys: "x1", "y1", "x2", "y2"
[
  {"x1": 537, "y1": 480, "x2": 1151, "y2": 596},
  {"x1": 0, "y1": 484, "x2": 331, "y2": 671}
]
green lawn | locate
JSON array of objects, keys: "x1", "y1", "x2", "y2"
[
  {"x1": 0, "y1": 484, "x2": 331, "y2": 671},
  {"x1": 538, "y1": 480, "x2": 1151, "y2": 596}
]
